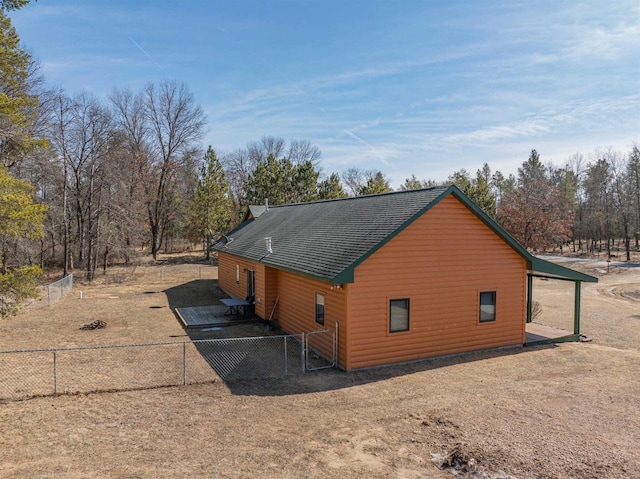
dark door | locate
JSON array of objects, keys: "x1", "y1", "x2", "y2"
[{"x1": 247, "y1": 270, "x2": 255, "y2": 298}]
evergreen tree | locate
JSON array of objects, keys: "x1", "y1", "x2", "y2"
[
  {"x1": 0, "y1": 166, "x2": 47, "y2": 316},
  {"x1": 0, "y1": 8, "x2": 46, "y2": 169},
  {"x1": 317, "y1": 173, "x2": 347, "y2": 199},
  {"x1": 246, "y1": 154, "x2": 319, "y2": 205},
  {"x1": 357, "y1": 171, "x2": 392, "y2": 195},
  {"x1": 188, "y1": 147, "x2": 230, "y2": 260},
  {"x1": 448, "y1": 169, "x2": 496, "y2": 217}
]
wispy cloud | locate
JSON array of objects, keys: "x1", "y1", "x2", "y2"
[
  {"x1": 343, "y1": 129, "x2": 391, "y2": 167},
  {"x1": 564, "y1": 21, "x2": 640, "y2": 60},
  {"x1": 128, "y1": 37, "x2": 171, "y2": 77},
  {"x1": 440, "y1": 95, "x2": 640, "y2": 146}
]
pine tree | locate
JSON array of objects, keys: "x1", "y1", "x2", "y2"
[
  {"x1": 0, "y1": 166, "x2": 47, "y2": 316},
  {"x1": 317, "y1": 173, "x2": 347, "y2": 199},
  {"x1": 188, "y1": 147, "x2": 230, "y2": 260},
  {"x1": 0, "y1": 8, "x2": 46, "y2": 169},
  {"x1": 358, "y1": 171, "x2": 392, "y2": 195}
]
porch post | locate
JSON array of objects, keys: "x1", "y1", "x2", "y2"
[
  {"x1": 526, "y1": 274, "x2": 533, "y2": 323},
  {"x1": 573, "y1": 281, "x2": 581, "y2": 335}
]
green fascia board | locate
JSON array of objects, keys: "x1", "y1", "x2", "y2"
[
  {"x1": 331, "y1": 184, "x2": 597, "y2": 285},
  {"x1": 446, "y1": 188, "x2": 597, "y2": 283},
  {"x1": 529, "y1": 257, "x2": 598, "y2": 283}
]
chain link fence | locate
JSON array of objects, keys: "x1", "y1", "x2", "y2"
[
  {"x1": 306, "y1": 329, "x2": 336, "y2": 371},
  {"x1": 23, "y1": 264, "x2": 217, "y2": 311},
  {"x1": 75, "y1": 264, "x2": 216, "y2": 284},
  {"x1": 0, "y1": 334, "x2": 305, "y2": 401},
  {"x1": 23, "y1": 274, "x2": 74, "y2": 310}
]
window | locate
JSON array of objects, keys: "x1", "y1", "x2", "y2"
[
  {"x1": 315, "y1": 293, "x2": 325, "y2": 325},
  {"x1": 389, "y1": 299, "x2": 410, "y2": 332},
  {"x1": 479, "y1": 291, "x2": 496, "y2": 322},
  {"x1": 235, "y1": 264, "x2": 240, "y2": 284}
]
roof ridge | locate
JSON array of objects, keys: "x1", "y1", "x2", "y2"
[{"x1": 268, "y1": 185, "x2": 449, "y2": 209}]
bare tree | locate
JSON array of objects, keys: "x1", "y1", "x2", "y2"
[
  {"x1": 287, "y1": 139, "x2": 321, "y2": 166},
  {"x1": 247, "y1": 136, "x2": 286, "y2": 164},
  {"x1": 112, "y1": 81, "x2": 205, "y2": 260},
  {"x1": 610, "y1": 152, "x2": 632, "y2": 260},
  {"x1": 342, "y1": 168, "x2": 373, "y2": 196},
  {"x1": 49, "y1": 91, "x2": 112, "y2": 278}
]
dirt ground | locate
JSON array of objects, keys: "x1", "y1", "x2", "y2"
[{"x1": 1, "y1": 254, "x2": 639, "y2": 478}]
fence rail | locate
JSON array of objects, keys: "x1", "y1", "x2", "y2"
[{"x1": 0, "y1": 334, "x2": 306, "y2": 401}]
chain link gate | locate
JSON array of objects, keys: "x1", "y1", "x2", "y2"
[{"x1": 305, "y1": 329, "x2": 336, "y2": 371}]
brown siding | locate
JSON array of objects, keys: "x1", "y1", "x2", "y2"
[
  {"x1": 218, "y1": 253, "x2": 347, "y2": 367},
  {"x1": 348, "y1": 195, "x2": 527, "y2": 369},
  {"x1": 263, "y1": 266, "x2": 279, "y2": 321},
  {"x1": 275, "y1": 271, "x2": 347, "y2": 368},
  {"x1": 218, "y1": 253, "x2": 268, "y2": 319}
]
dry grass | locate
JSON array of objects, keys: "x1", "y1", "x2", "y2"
[{"x1": 1, "y1": 255, "x2": 639, "y2": 478}]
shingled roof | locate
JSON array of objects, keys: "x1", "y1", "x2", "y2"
[{"x1": 213, "y1": 185, "x2": 598, "y2": 284}]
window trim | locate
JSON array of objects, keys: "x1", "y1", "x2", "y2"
[
  {"x1": 235, "y1": 264, "x2": 240, "y2": 284},
  {"x1": 389, "y1": 298, "x2": 410, "y2": 333},
  {"x1": 315, "y1": 292, "x2": 325, "y2": 325},
  {"x1": 479, "y1": 291, "x2": 497, "y2": 323}
]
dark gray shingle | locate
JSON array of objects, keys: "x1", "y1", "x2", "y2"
[{"x1": 214, "y1": 187, "x2": 449, "y2": 282}]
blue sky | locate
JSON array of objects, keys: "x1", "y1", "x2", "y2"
[{"x1": 10, "y1": 0, "x2": 640, "y2": 187}]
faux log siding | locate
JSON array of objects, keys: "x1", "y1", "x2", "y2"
[
  {"x1": 275, "y1": 270, "x2": 347, "y2": 368},
  {"x1": 218, "y1": 253, "x2": 268, "y2": 319},
  {"x1": 263, "y1": 266, "x2": 279, "y2": 321},
  {"x1": 348, "y1": 195, "x2": 527, "y2": 369}
]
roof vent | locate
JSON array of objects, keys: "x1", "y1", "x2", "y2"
[
  {"x1": 264, "y1": 237, "x2": 273, "y2": 255},
  {"x1": 219, "y1": 235, "x2": 234, "y2": 248}
]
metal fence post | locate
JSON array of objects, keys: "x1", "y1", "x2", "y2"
[
  {"x1": 335, "y1": 321, "x2": 339, "y2": 367},
  {"x1": 284, "y1": 336, "x2": 288, "y2": 376},
  {"x1": 301, "y1": 333, "x2": 305, "y2": 374},
  {"x1": 53, "y1": 350, "x2": 57, "y2": 395},
  {"x1": 182, "y1": 342, "x2": 187, "y2": 385}
]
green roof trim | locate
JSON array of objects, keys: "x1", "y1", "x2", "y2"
[
  {"x1": 446, "y1": 186, "x2": 597, "y2": 284},
  {"x1": 330, "y1": 186, "x2": 453, "y2": 283},
  {"x1": 529, "y1": 257, "x2": 598, "y2": 283},
  {"x1": 216, "y1": 185, "x2": 597, "y2": 285},
  {"x1": 446, "y1": 186, "x2": 598, "y2": 283},
  {"x1": 332, "y1": 184, "x2": 597, "y2": 284}
]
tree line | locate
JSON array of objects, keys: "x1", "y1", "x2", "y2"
[{"x1": 0, "y1": 1, "x2": 638, "y2": 315}]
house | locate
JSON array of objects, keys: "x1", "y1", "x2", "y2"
[{"x1": 213, "y1": 185, "x2": 597, "y2": 370}]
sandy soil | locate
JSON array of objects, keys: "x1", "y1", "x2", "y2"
[
  {"x1": 532, "y1": 261, "x2": 640, "y2": 351},
  {"x1": 1, "y1": 255, "x2": 639, "y2": 478}
]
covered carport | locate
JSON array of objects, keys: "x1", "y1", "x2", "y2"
[{"x1": 525, "y1": 257, "x2": 599, "y2": 344}]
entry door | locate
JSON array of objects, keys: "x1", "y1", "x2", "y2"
[{"x1": 247, "y1": 270, "x2": 255, "y2": 298}]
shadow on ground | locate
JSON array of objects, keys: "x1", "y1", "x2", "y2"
[
  {"x1": 163, "y1": 280, "x2": 559, "y2": 397},
  {"x1": 217, "y1": 342, "x2": 558, "y2": 397},
  {"x1": 164, "y1": 279, "x2": 222, "y2": 309}
]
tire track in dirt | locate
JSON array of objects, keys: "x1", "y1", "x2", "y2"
[{"x1": 597, "y1": 283, "x2": 640, "y2": 303}]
